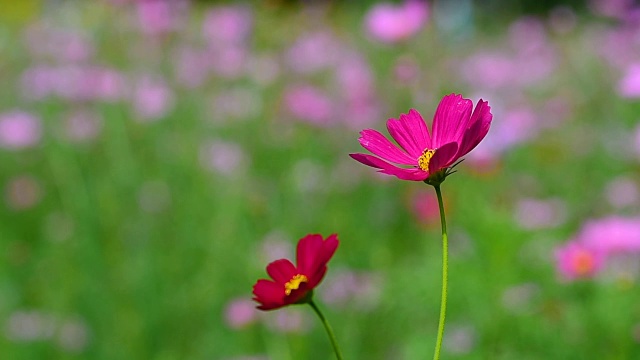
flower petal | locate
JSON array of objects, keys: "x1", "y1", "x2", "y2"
[
  {"x1": 457, "y1": 99, "x2": 492, "y2": 157},
  {"x1": 386, "y1": 109, "x2": 431, "y2": 158},
  {"x1": 306, "y1": 234, "x2": 339, "y2": 287},
  {"x1": 379, "y1": 166, "x2": 429, "y2": 181},
  {"x1": 431, "y1": 94, "x2": 473, "y2": 147},
  {"x1": 428, "y1": 142, "x2": 459, "y2": 173},
  {"x1": 266, "y1": 259, "x2": 297, "y2": 285},
  {"x1": 252, "y1": 279, "x2": 285, "y2": 310},
  {"x1": 296, "y1": 234, "x2": 324, "y2": 276},
  {"x1": 349, "y1": 153, "x2": 428, "y2": 181},
  {"x1": 359, "y1": 129, "x2": 416, "y2": 165}
]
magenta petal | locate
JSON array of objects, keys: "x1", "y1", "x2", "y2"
[
  {"x1": 431, "y1": 94, "x2": 473, "y2": 147},
  {"x1": 386, "y1": 109, "x2": 431, "y2": 158},
  {"x1": 350, "y1": 153, "x2": 427, "y2": 181},
  {"x1": 349, "y1": 153, "x2": 399, "y2": 170},
  {"x1": 308, "y1": 266, "x2": 328, "y2": 289},
  {"x1": 428, "y1": 142, "x2": 459, "y2": 173},
  {"x1": 379, "y1": 166, "x2": 429, "y2": 181},
  {"x1": 359, "y1": 129, "x2": 416, "y2": 165},
  {"x1": 253, "y1": 279, "x2": 285, "y2": 310},
  {"x1": 296, "y1": 234, "x2": 324, "y2": 276},
  {"x1": 457, "y1": 101, "x2": 492, "y2": 157},
  {"x1": 266, "y1": 259, "x2": 297, "y2": 284},
  {"x1": 308, "y1": 234, "x2": 338, "y2": 286}
]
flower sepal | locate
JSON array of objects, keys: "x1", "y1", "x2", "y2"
[
  {"x1": 424, "y1": 168, "x2": 448, "y2": 187},
  {"x1": 294, "y1": 289, "x2": 314, "y2": 305}
]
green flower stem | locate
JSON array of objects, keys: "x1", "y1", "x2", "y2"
[
  {"x1": 309, "y1": 300, "x2": 344, "y2": 360},
  {"x1": 433, "y1": 185, "x2": 448, "y2": 360}
]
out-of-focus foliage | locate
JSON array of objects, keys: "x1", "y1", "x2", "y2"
[{"x1": 0, "y1": 0, "x2": 639, "y2": 359}]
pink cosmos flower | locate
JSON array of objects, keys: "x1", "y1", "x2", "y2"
[
  {"x1": 365, "y1": 0, "x2": 429, "y2": 43},
  {"x1": 283, "y1": 85, "x2": 335, "y2": 127},
  {"x1": 224, "y1": 298, "x2": 259, "y2": 329},
  {"x1": 253, "y1": 234, "x2": 339, "y2": 311},
  {"x1": 555, "y1": 241, "x2": 605, "y2": 280},
  {"x1": 350, "y1": 94, "x2": 492, "y2": 182},
  {"x1": 579, "y1": 217, "x2": 640, "y2": 255},
  {"x1": 0, "y1": 111, "x2": 42, "y2": 150},
  {"x1": 202, "y1": 5, "x2": 253, "y2": 46},
  {"x1": 133, "y1": 75, "x2": 174, "y2": 121},
  {"x1": 618, "y1": 63, "x2": 640, "y2": 98}
]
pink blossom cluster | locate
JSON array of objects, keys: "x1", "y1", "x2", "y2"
[
  {"x1": 282, "y1": 32, "x2": 381, "y2": 129},
  {"x1": 555, "y1": 216, "x2": 640, "y2": 281}
]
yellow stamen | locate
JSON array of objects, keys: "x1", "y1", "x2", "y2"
[
  {"x1": 418, "y1": 148, "x2": 436, "y2": 171},
  {"x1": 284, "y1": 274, "x2": 308, "y2": 296}
]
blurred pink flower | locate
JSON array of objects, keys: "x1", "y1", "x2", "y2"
[
  {"x1": 605, "y1": 177, "x2": 639, "y2": 208},
  {"x1": 173, "y1": 47, "x2": 211, "y2": 89},
  {"x1": 618, "y1": 63, "x2": 640, "y2": 98},
  {"x1": 283, "y1": 85, "x2": 335, "y2": 127},
  {"x1": 365, "y1": 0, "x2": 429, "y2": 43},
  {"x1": 579, "y1": 217, "x2": 640, "y2": 255},
  {"x1": 508, "y1": 17, "x2": 548, "y2": 55},
  {"x1": 202, "y1": 5, "x2": 252, "y2": 46},
  {"x1": 285, "y1": 32, "x2": 343, "y2": 74},
  {"x1": 133, "y1": 75, "x2": 174, "y2": 121},
  {"x1": 210, "y1": 46, "x2": 248, "y2": 79},
  {"x1": 393, "y1": 56, "x2": 421, "y2": 84},
  {"x1": 336, "y1": 55, "x2": 375, "y2": 101},
  {"x1": 462, "y1": 26, "x2": 556, "y2": 91},
  {"x1": 411, "y1": 190, "x2": 440, "y2": 225},
  {"x1": 515, "y1": 198, "x2": 567, "y2": 230},
  {"x1": 461, "y1": 52, "x2": 516, "y2": 90},
  {"x1": 63, "y1": 110, "x2": 102, "y2": 143},
  {"x1": 136, "y1": 0, "x2": 187, "y2": 36},
  {"x1": 469, "y1": 106, "x2": 538, "y2": 158},
  {"x1": 199, "y1": 139, "x2": 248, "y2": 176},
  {"x1": 224, "y1": 298, "x2": 259, "y2": 329},
  {"x1": 24, "y1": 25, "x2": 94, "y2": 63},
  {"x1": 56, "y1": 317, "x2": 90, "y2": 353},
  {"x1": 555, "y1": 216, "x2": 640, "y2": 281},
  {"x1": 23, "y1": 66, "x2": 126, "y2": 102},
  {"x1": 259, "y1": 231, "x2": 294, "y2": 264},
  {"x1": 211, "y1": 88, "x2": 261, "y2": 121},
  {"x1": 246, "y1": 54, "x2": 280, "y2": 86},
  {"x1": 590, "y1": 0, "x2": 634, "y2": 18},
  {"x1": 5, "y1": 310, "x2": 56, "y2": 342},
  {"x1": 264, "y1": 309, "x2": 310, "y2": 333},
  {"x1": 443, "y1": 323, "x2": 477, "y2": 355},
  {"x1": 4, "y1": 175, "x2": 42, "y2": 211},
  {"x1": 319, "y1": 269, "x2": 382, "y2": 310},
  {"x1": 20, "y1": 66, "x2": 55, "y2": 100},
  {"x1": 0, "y1": 111, "x2": 42, "y2": 150},
  {"x1": 555, "y1": 241, "x2": 605, "y2": 280}
]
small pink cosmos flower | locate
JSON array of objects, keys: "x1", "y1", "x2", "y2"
[
  {"x1": 253, "y1": 234, "x2": 339, "y2": 311},
  {"x1": 555, "y1": 241, "x2": 605, "y2": 281},
  {"x1": 350, "y1": 94, "x2": 492, "y2": 182}
]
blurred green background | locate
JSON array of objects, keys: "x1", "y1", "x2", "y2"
[{"x1": 1, "y1": 0, "x2": 639, "y2": 359}]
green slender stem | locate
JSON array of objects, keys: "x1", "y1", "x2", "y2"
[
  {"x1": 432, "y1": 185, "x2": 448, "y2": 360},
  {"x1": 309, "y1": 300, "x2": 344, "y2": 360}
]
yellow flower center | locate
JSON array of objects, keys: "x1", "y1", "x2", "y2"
[
  {"x1": 284, "y1": 274, "x2": 308, "y2": 296},
  {"x1": 418, "y1": 148, "x2": 436, "y2": 171},
  {"x1": 572, "y1": 250, "x2": 594, "y2": 276}
]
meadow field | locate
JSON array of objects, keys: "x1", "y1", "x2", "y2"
[{"x1": 1, "y1": 1, "x2": 640, "y2": 359}]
